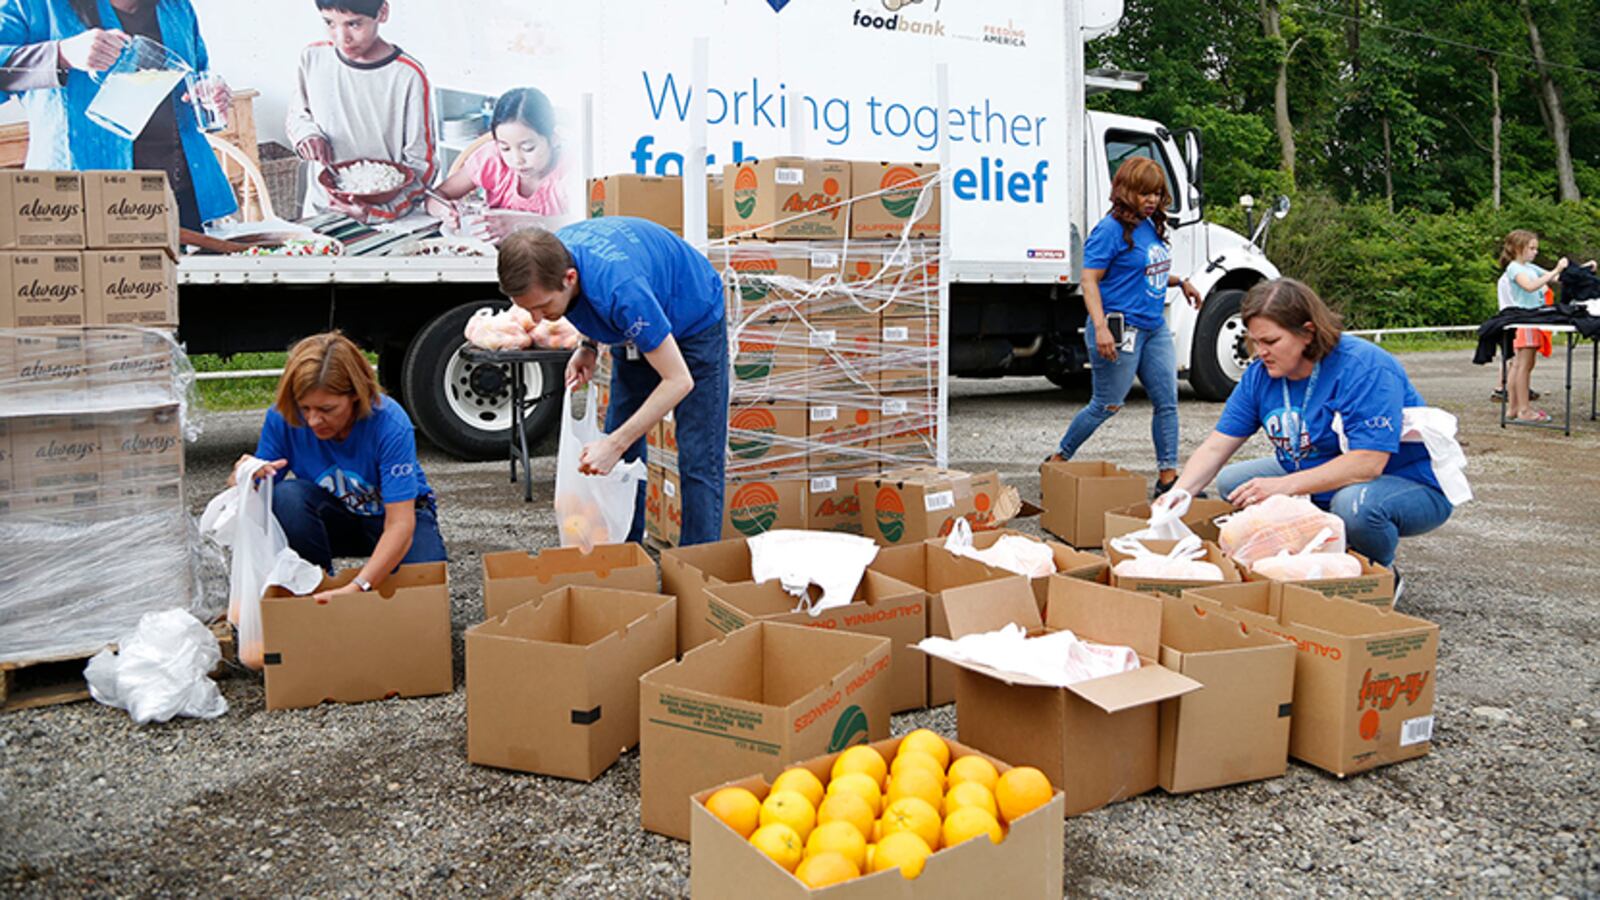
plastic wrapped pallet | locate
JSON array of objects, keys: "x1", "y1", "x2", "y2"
[{"x1": 0, "y1": 326, "x2": 215, "y2": 665}]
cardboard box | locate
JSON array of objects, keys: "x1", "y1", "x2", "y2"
[
  {"x1": 86, "y1": 326, "x2": 175, "y2": 392},
  {"x1": 877, "y1": 315, "x2": 936, "y2": 394},
  {"x1": 259, "y1": 563, "x2": 453, "y2": 710},
  {"x1": 6, "y1": 171, "x2": 85, "y2": 249},
  {"x1": 804, "y1": 472, "x2": 863, "y2": 535},
  {"x1": 661, "y1": 468, "x2": 683, "y2": 547},
  {"x1": 690, "y1": 735, "x2": 1063, "y2": 899},
  {"x1": 730, "y1": 309, "x2": 809, "y2": 401},
  {"x1": 10, "y1": 252, "x2": 85, "y2": 327},
  {"x1": 661, "y1": 537, "x2": 757, "y2": 651},
  {"x1": 722, "y1": 241, "x2": 811, "y2": 304},
  {"x1": 849, "y1": 161, "x2": 941, "y2": 240},
  {"x1": 721, "y1": 476, "x2": 806, "y2": 539},
  {"x1": 1104, "y1": 497, "x2": 1237, "y2": 544},
  {"x1": 804, "y1": 316, "x2": 878, "y2": 399},
  {"x1": 0, "y1": 420, "x2": 12, "y2": 500},
  {"x1": 0, "y1": 253, "x2": 12, "y2": 324},
  {"x1": 839, "y1": 243, "x2": 940, "y2": 317},
  {"x1": 1243, "y1": 551, "x2": 1397, "y2": 609},
  {"x1": 97, "y1": 403, "x2": 184, "y2": 486},
  {"x1": 1104, "y1": 537, "x2": 1243, "y2": 596},
  {"x1": 6, "y1": 330, "x2": 88, "y2": 400},
  {"x1": 82, "y1": 171, "x2": 178, "y2": 253},
  {"x1": 1157, "y1": 594, "x2": 1295, "y2": 793},
  {"x1": 726, "y1": 400, "x2": 808, "y2": 475},
  {"x1": 723, "y1": 157, "x2": 850, "y2": 240},
  {"x1": 869, "y1": 542, "x2": 1019, "y2": 706},
  {"x1": 466, "y1": 585, "x2": 677, "y2": 780},
  {"x1": 706, "y1": 174, "x2": 724, "y2": 240},
  {"x1": 877, "y1": 390, "x2": 938, "y2": 468},
  {"x1": 84, "y1": 250, "x2": 177, "y2": 326},
  {"x1": 10, "y1": 414, "x2": 100, "y2": 495},
  {"x1": 645, "y1": 464, "x2": 665, "y2": 543},
  {"x1": 587, "y1": 174, "x2": 683, "y2": 232},
  {"x1": 929, "y1": 528, "x2": 1107, "y2": 613},
  {"x1": 807, "y1": 399, "x2": 878, "y2": 470},
  {"x1": 639, "y1": 621, "x2": 892, "y2": 840},
  {"x1": 705, "y1": 570, "x2": 927, "y2": 712},
  {"x1": 935, "y1": 575, "x2": 1201, "y2": 816},
  {"x1": 1187, "y1": 582, "x2": 1439, "y2": 777},
  {"x1": 1039, "y1": 460, "x2": 1147, "y2": 548},
  {"x1": 481, "y1": 542, "x2": 658, "y2": 621},
  {"x1": 856, "y1": 466, "x2": 1004, "y2": 546}
]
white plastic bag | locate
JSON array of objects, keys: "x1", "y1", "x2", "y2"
[
  {"x1": 1109, "y1": 535, "x2": 1225, "y2": 581},
  {"x1": 942, "y1": 518, "x2": 1056, "y2": 578},
  {"x1": 84, "y1": 610, "x2": 228, "y2": 725},
  {"x1": 555, "y1": 387, "x2": 647, "y2": 552},
  {"x1": 1127, "y1": 489, "x2": 1197, "y2": 542},
  {"x1": 1216, "y1": 495, "x2": 1346, "y2": 568},
  {"x1": 1249, "y1": 528, "x2": 1364, "y2": 581},
  {"x1": 917, "y1": 624, "x2": 1140, "y2": 688},
  {"x1": 748, "y1": 529, "x2": 880, "y2": 616}
]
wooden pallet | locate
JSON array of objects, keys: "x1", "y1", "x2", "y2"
[{"x1": 1, "y1": 622, "x2": 236, "y2": 715}]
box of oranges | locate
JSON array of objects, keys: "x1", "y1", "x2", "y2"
[{"x1": 689, "y1": 730, "x2": 1064, "y2": 897}]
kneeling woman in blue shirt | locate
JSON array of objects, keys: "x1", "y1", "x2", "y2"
[
  {"x1": 497, "y1": 217, "x2": 727, "y2": 545},
  {"x1": 230, "y1": 332, "x2": 447, "y2": 597},
  {"x1": 1162, "y1": 279, "x2": 1452, "y2": 577}
]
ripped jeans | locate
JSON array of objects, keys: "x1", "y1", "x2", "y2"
[
  {"x1": 1056, "y1": 319, "x2": 1179, "y2": 469},
  {"x1": 1215, "y1": 457, "x2": 1454, "y2": 567}
]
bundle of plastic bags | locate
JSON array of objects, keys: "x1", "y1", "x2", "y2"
[
  {"x1": 1129, "y1": 488, "x2": 1197, "y2": 542},
  {"x1": 941, "y1": 519, "x2": 1055, "y2": 578},
  {"x1": 463, "y1": 307, "x2": 583, "y2": 351},
  {"x1": 917, "y1": 624, "x2": 1139, "y2": 688},
  {"x1": 1109, "y1": 535, "x2": 1225, "y2": 581},
  {"x1": 748, "y1": 530, "x2": 881, "y2": 616},
  {"x1": 1248, "y1": 528, "x2": 1363, "y2": 581},
  {"x1": 84, "y1": 610, "x2": 228, "y2": 725},
  {"x1": 1217, "y1": 495, "x2": 1346, "y2": 568}
]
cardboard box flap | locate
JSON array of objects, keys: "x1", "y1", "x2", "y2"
[
  {"x1": 1044, "y1": 576, "x2": 1163, "y2": 660},
  {"x1": 763, "y1": 623, "x2": 890, "y2": 705},
  {"x1": 484, "y1": 543, "x2": 653, "y2": 582},
  {"x1": 939, "y1": 575, "x2": 1041, "y2": 638},
  {"x1": 1160, "y1": 594, "x2": 1290, "y2": 654},
  {"x1": 1277, "y1": 584, "x2": 1437, "y2": 636},
  {"x1": 1064, "y1": 662, "x2": 1202, "y2": 712},
  {"x1": 1183, "y1": 581, "x2": 1280, "y2": 618}
]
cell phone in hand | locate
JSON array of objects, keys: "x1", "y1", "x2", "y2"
[{"x1": 1104, "y1": 312, "x2": 1125, "y2": 345}]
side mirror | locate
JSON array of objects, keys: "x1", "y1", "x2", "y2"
[{"x1": 1274, "y1": 194, "x2": 1291, "y2": 219}]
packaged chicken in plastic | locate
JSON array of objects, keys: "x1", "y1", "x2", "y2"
[
  {"x1": 1217, "y1": 495, "x2": 1346, "y2": 568},
  {"x1": 1248, "y1": 528, "x2": 1363, "y2": 581},
  {"x1": 1108, "y1": 535, "x2": 1225, "y2": 582},
  {"x1": 463, "y1": 306, "x2": 536, "y2": 351}
]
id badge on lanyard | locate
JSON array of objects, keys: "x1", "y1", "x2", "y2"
[
  {"x1": 624, "y1": 342, "x2": 641, "y2": 361},
  {"x1": 1281, "y1": 362, "x2": 1321, "y2": 470},
  {"x1": 1120, "y1": 326, "x2": 1138, "y2": 354}
]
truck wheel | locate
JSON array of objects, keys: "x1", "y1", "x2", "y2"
[
  {"x1": 1188, "y1": 288, "x2": 1252, "y2": 401},
  {"x1": 401, "y1": 302, "x2": 564, "y2": 461}
]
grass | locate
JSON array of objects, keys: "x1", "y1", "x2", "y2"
[
  {"x1": 191, "y1": 350, "x2": 377, "y2": 413},
  {"x1": 1369, "y1": 334, "x2": 1478, "y2": 354}
]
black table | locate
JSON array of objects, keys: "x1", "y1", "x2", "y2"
[{"x1": 457, "y1": 346, "x2": 570, "y2": 501}]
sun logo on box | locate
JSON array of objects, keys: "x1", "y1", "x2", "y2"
[
  {"x1": 588, "y1": 180, "x2": 605, "y2": 218},
  {"x1": 879, "y1": 167, "x2": 924, "y2": 219},
  {"x1": 875, "y1": 487, "x2": 906, "y2": 543},
  {"x1": 733, "y1": 166, "x2": 760, "y2": 219},
  {"x1": 730, "y1": 482, "x2": 782, "y2": 535},
  {"x1": 728, "y1": 408, "x2": 780, "y2": 459},
  {"x1": 827, "y1": 705, "x2": 870, "y2": 752}
]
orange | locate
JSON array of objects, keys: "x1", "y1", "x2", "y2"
[
  {"x1": 772, "y1": 767, "x2": 826, "y2": 810},
  {"x1": 704, "y1": 787, "x2": 761, "y2": 838},
  {"x1": 805, "y1": 821, "x2": 868, "y2": 870},
  {"x1": 871, "y1": 831, "x2": 933, "y2": 879},
  {"x1": 885, "y1": 767, "x2": 944, "y2": 812},
  {"x1": 897, "y1": 729, "x2": 951, "y2": 770},
  {"x1": 943, "y1": 781, "x2": 998, "y2": 820},
  {"x1": 749, "y1": 823, "x2": 804, "y2": 872},
  {"x1": 831, "y1": 745, "x2": 888, "y2": 788},
  {"x1": 816, "y1": 791, "x2": 873, "y2": 842},
  {"x1": 946, "y1": 755, "x2": 1000, "y2": 793},
  {"x1": 879, "y1": 796, "x2": 941, "y2": 850},
  {"x1": 889, "y1": 751, "x2": 946, "y2": 789},
  {"x1": 871, "y1": 818, "x2": 884, "y2": 844},
  {"x1": 759, "y1": 789, "x2": 816, "y2": 841},
  {"x1": 994, "y1": 766, "x2": 1053, "y2": 824},
  {"x1": 941, "y1": 806, "x2": 1004, "y2": 848},
  {"x1": 795, "y1": 851, "x2": 859, "y2": 888},
  {"x1": 864, "y1": 843, "x2": 876, "y2": 872},
  {"x1": 826, "y1": 772, "x2": 882, "y2": 816}
]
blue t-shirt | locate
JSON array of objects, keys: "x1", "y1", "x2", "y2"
[
  {"x1": 255, "y1": 396, "x2": 432, "y2": 517},
  {"x1": 1503, "y1": 261, "x2": 1547, "y2": 309},
  {"x1": 556, "y1": 217, "x2": 724, "y2": 352},
  {"x1": 1215, "y1": 335, "x2": 1442, "y2": 502},
  {"x1": 1082, "y1": 214, "x2": 1171, "y2": 330}
]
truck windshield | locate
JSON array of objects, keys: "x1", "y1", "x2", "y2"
[{"x1": 1105, "y1": 130, "x2": 1181, "y2": 216}]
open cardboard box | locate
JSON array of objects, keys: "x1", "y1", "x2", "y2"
[
  {"x1": 1103, "y1": 497, "x2": 1236, "y2": 544},
  {"x1": 927, "y1": 527, "x2": 1108, "y2": 614},
  {"x1": 1157, "y1": 594, "x2": 1296, "y2": 793},
  {"x1": 868, "y1": 542, "x2": 1021, "y2": 706},
  {"x1": 639, "y1": 621, "x2": 891, "y2": 840},
  {"x1": 1185, "y1": 582, "x2": 1438, "y2": 777},
  {"x1": 1039, "y1": 460, "x2": 1146, "y2": 548},
  {"x1": 660, "y1": 537, "x2": 758, "y2": 652},
  {"x1": 481, "y1": 542, "x2": 657, "y2": 621},
  {"x1": 1242, "y1": 550, "x2": 1396, "y2": 610},
  {"x1": 856, "y1": 466, "x2": 1005, "y2": 546},
  {"x1": 689, "y1": 735, "x2": 1064, "y2": 898},
  {"x1": 704, "y1": 570, "x2": 926, "y2": 712},
  {"x1": 465, "y1": 585, "x2": 676, "y2": 781},
  {"x1": 929, "y1": 574, "x2": 1201, "y2": 816},
  {"x1": 1104, "y1": 537, "x2": 1242, "y2": 596},
  {"x1": 260, "y1": 563, "x2": 451, "y2": 711}
]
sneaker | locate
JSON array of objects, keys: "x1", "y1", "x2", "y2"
[
  {"x1": 1152, "y1": 477, "x2": 1179, "y2": 500},
  {"x1": 1391, "y1": 567, "x2": 1405, "y2": 607}
]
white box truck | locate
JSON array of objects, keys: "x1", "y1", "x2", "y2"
[{"x1": 172, "y1": 0, "x2": 1281, "y2": 459}]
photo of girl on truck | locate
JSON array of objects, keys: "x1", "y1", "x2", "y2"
[{"x1": 425, "y1": 86, "x2": 569, "y2": 244}]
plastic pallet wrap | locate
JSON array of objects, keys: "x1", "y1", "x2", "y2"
[{"x1": 0, "y1": 326, "x2": 215, "y2": 665}]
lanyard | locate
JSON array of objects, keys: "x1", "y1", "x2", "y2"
[{"x1": 1279, "y1": 361, "x2": 1321, "y2": 469}]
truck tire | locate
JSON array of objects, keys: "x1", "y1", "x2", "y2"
[
  {"x1": 401, "y1": 302, "x2": 564, "y2": 461},
  {"x1": 1188, "y1": 288, "x2": 1252, "y2": 401}
]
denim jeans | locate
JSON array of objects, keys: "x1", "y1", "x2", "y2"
[
  {"x1": 1057, "y1": 319, "x2": 1180, "y2": 470},
  {"x1": 271, "y1": 478, "x2": 448, "y2": 574},
  {"x1": 1214, "y1": 457, "x2": 1454, "y2": 567},
  {"x1": 607, "y1": 319, "x2": 729, "y2": 545}
]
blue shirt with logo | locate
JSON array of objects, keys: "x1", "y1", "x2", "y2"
[
  {"x1": 557, "y1": 217, "x2": 724, "y2": 353},
  {"x1": 1082, "y1": 214, "x2": 1171, "y2": 330},
  {"x1": 255, "y1": 396, "x2": 432, "y2": 517},
  {"x1": 1215, "y1": 335, "x2": 1442, "y2": 502}
]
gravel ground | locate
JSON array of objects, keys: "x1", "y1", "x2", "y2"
[{"x1": 2, "y1": 349, "x2": 1597, "y2": 897}]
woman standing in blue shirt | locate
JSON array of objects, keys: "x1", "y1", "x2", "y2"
[
  {"x1": 497, "y1": 218, "x2": 728, "y2": 546},
  {"x1": 1161, "y1": 279, "x2": 1453, "y2": 586},
  {"x1": 1052, "y1": 157, "x2": 1202, "y2": 496}
]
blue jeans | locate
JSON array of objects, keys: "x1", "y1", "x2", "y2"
[
  {"x1": 1214, "y1": 457, "x2": 1453, "y2": 567},
  {"x1": 1058, "y1": 319, "x2": 1179, "y2": 470},
  {"x1": 271, "y1": 478, "x2": 448, "y2": 574},
  {"x1": 607, "y1": 319, "x2": 729, "y2": 545}
]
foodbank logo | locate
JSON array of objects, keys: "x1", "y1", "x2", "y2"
[
  {"x1": 588, "y1": 180, "x2": 605, "y2": 218},
  {"x1": 879, "y1": 167, "x2": 924, "y2": 220},
  {"x1": 731, "y1": 256, "x2": 779, "y2": 301},
  {"x1": 728, "y1": 408, "x2": 779, "y2": 459},
  {"x1": 733, "y1": 166, "x2": 760, "y2": 220},
  {"x1": 874, "y1": 487, "x2": 906, "y2": 543},
  {"x1": 826, "y1": 705, "x2": 870, "y2": 752},
  {"x1": 734, "y1": 336, "x2": 777, "y2": 381},
  {"x1": 729, "y1": 482, "x2": 781, "y2": 535}
]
